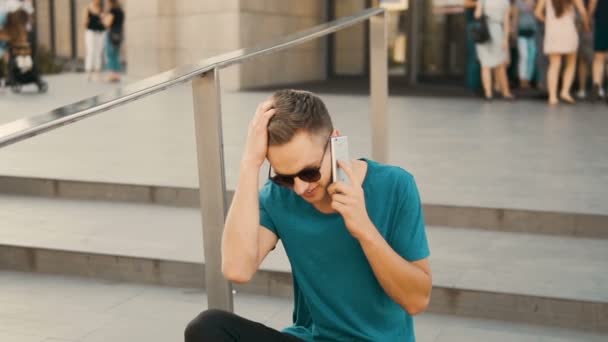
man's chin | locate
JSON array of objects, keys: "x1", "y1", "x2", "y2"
[
  {"x1": 300, "y1": 193, "x2": 319, "y2": 203},
  {"x1": 301, "y1": 189, "x2": 328, "y2": 204}
]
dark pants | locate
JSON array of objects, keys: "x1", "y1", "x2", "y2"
[{"x1": 185, "y1": 309, "x2": 305, "y2": 342}]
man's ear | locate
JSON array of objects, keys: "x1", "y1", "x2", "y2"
[{"x1": 331, "y1": 129, "x2": 341, "y2": 137}]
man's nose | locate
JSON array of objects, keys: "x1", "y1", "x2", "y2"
[{"x1": 293, "y1": 177, "x2": 310, "y2": 195}]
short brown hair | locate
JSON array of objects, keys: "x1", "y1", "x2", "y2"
[{"x1": 268, "y1": 90, "x2": 333, "y2": 146}]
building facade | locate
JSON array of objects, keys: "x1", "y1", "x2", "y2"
[{"x1": 33, "y1": 0, "x2": 468, "y2": 90}]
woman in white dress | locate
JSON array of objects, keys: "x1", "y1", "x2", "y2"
[{"x1": 475, "y1": 0, "x2": 514, "y2": 100}]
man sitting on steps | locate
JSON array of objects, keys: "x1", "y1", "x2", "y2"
[{"x1": 185, "y1": 89, "x2": 432, "y2": 342}]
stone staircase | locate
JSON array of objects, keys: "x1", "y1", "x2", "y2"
[{"x1": 1, "y1": 176, "x2": 606, "y2": 336}]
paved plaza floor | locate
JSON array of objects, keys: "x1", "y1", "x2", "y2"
[
  {"x1": 1, "y1": 73, "x2": 608, "y2": 342},
  {"x1": 1, "y1": 73, "x2": 607, "y2": 214},
  {"x1": 0, "y1": 271, "x2": 605, "y2": 342}
]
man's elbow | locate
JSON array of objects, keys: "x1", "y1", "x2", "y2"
[
  {"x1": 221, "y1": 261, "x2": 255, "y2": 284},
  {"x1": 404, "y1": 293, "x2": 431, "y2": 316}
]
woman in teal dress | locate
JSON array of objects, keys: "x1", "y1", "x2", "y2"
[{"x1": 465, "y1": 0, "x2": 482, "y2": 93}]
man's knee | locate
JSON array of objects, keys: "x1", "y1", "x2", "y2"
[{"x1": 184, "y1": 309, "x2": 234, "y2": 341}]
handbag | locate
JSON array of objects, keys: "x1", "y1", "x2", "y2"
[{"x1": 471, "y1": 0, "x2": 491, "y2": 43}]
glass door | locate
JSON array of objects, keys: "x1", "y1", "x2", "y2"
[
  {"x1": 378, "y1": 0, "x2": 410, "y2": 76},
  {"x1": 419, "y1": 1, "x2": 467, "y2": 81}
]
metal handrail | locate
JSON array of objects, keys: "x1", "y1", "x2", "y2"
[
  {"x1": 0, "y1": 7, "x2": 383, "y2": 148},
  {"x1": 0, "y1": 7, "x2": 388, "y2": 313}
]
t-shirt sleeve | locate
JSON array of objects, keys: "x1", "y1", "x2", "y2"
[
  {"x1": 389, "y1": 174, "x2": 430, "y2": 262},
  {"x1": 259, "y1": 184, "x2": 279, "y2": 237}
]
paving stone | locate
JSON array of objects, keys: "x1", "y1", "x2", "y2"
[
  {"x1": 1, "y1": 271, "x2": 606, "y2": 342},
  {"x1": 2, "y1": 73, "x2": 608, "y2": 215}
]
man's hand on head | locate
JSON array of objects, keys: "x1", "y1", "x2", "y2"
[
  {"x1": 241, "y1": 100, "x2": 276, "y2": 170},
  {"x1": 327, "y1": 161, "x2": 375, "y2": 241}
]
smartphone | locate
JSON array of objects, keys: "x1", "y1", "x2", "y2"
[{"x1": 330, "y1": 136, "x2": 350, "y2": 184}]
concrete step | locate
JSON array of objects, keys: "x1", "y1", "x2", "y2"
[
  {"x1": 2, "y1": 175, "x2": 607, "y2": 238},
  {"x1": 1, "y1": 194, "x2": 607, "y2": 332},
  {"x1": 2, "y1": 271, "x2": 606, "y2": 342}
]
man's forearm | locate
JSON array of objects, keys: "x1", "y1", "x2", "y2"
[
  {"x1": 221, "y1": 163, "x2": 261, "y2": 280},
  {"x1": 358, "y1": 224, "x2": 432, "y2": 315}
]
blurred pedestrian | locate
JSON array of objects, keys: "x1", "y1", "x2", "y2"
[
  {"x1": 506, "y1": 0, "x2": 520, "y2": 88},
  {"x1": 83, "y1": 0, "x2": 105, "y2": 82},
  {"x1": 475, "y1": 0, "x2": 515, "y2": 100},
  {"x1": 534, "y1": 11, "x2": 549, "y2": 90},
  {"x1": 0, "y1": 0, "x2": 8, "y2": 91},
  {"x1": 576, "y1": 0, "x2": 594, "y2": 99},
  {"x1": 464, "y1": 0, "x2": 482, "y2": 93},
  {"x1": 588, "y1": 0, "x2": 608, "y2": 102},
  {"x1": 515, "y1": 0, "x2": 538, "y2": 89},
  {"x1": 535, "y1": 0, "x2": 590, "y2": 105},
  {"x1": 102, "y1": 0, "x2": 123, "y2": 82}
]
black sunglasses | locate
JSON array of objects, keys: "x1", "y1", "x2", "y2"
[{"x1": 268, "y1": 137, "x2": 331, "y2": 188}]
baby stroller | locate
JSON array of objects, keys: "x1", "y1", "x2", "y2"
[{"x1": 6, "y1": 41, "x2": 47, "y2": 93}]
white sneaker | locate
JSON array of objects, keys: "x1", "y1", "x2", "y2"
[
  {"x1": 576, "y1": 89, "x2": 586, "y2": 99},
  {"x1": 599, "y1": 88, "x2": 606, "y2": 98}
]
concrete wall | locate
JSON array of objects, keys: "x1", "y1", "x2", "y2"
[
  {"x1": 173, "y1": 0, "x2": 241, "y2": 90},
  {"x1": 334, "y1": 0, "x2": 366, "y2": 75},
  {"x1": 53, "y1": 0, "x2": 71, "y2": 58},
  {"x1": 125, "y1": 0, "x2": 241, "y2": 88},
  {"x1": 125, "y1": 0, "x2": 175, "y2": 78},
  {"x1": 237, "y1": 0, "x2": 326, "y2": 89},
  {"x1": 35, "y1": 0, "x2": 52, "y2": 51},
  {"x1": 125, "y1": 0, "x2": 326, "y2": 90},
  {"x1": 75, "y1": 0, "x2": 89, "y2": 60}
]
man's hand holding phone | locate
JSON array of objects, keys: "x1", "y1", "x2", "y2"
[
  {"x1": 242, "y1": 100, "x2": 275, "y2": 170},
  {"x1": 330, "y1": 136, "x2": 350, "y2": 185},
  {"x1": 328, "y1": 161, "x2": 374, "y2": 241}
]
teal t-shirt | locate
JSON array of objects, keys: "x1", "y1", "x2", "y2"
[{"x1": 259, "y1": 159, "x2": 430, "y2": 342}]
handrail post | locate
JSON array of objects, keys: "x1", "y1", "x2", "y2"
[
  {"x1": 369, "y1": 12, "x2": 388, "y2": 164},
  {"x1": 191, "y1": 68, "x2": 234, "y2": 311}
]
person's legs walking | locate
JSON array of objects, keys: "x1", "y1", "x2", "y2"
[
  {"x1": 527, "y1": 37, "x2": 537, "y2": 85},
  {"x1": 481, "y1": 66, "x2": 493, "y2": 99},
  {"x1": 497, "y1": 64, "x2": 514, "y2": 98},
  {"x1": 105, "y1": 35, "x2": 121, "y2": 82},
  {"x1": 518, "y1": 37, "x2": 530, "y2": 88},
  {"x1": 577, "y1": 58, "x2": 589, "y2": 98},
  {"x1": 84, "y1": 30, "x2": 94, "y2": 80},
  {"x1": 185, "y1": 309, "x2": 304, "y2": 342},
  {"x1": 560, "y1": 52, "x2": 577, "y2": 103},
  {"x1": 592, "y1": 52, "x2": 607, "y2": 100},
  {"x1": 91, "y1": 31, "x2": 105, "y2": 81},
  {"x1": 547, "y1": 54, "x2": 562, "y2": 105},
  {"x1": 535, "y1": 23, "x2": 548, "y2": 90}
]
